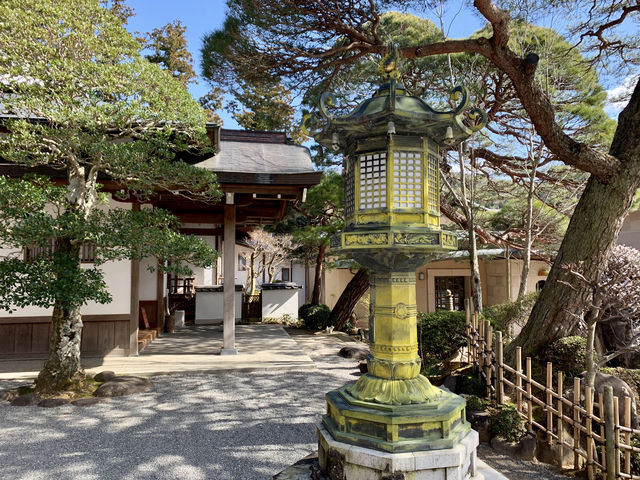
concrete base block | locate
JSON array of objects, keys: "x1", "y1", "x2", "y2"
[{"x1": 318, "y1": 424, "x2": 482, "y2": 480}]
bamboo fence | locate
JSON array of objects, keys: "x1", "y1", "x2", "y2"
[{"x1": 463, "y1": 300, "x2": 640, "y2": 480}]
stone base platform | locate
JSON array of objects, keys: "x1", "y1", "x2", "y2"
[
  {"x1": 273, "y1": 444, "x2": 509, "y2": 480},
  {"x1": 315, "y1": 424, "x2": 480, "y2": 480}
]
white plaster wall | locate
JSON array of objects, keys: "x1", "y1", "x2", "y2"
[
  {"x1": 619, "y1": 210, "x2": 640, "y2": 250},
  {"x1": 195, "y1": 290, "x2": 242, "y2": 323},
  {"x1": 0, "y1": 196, "x2": 133, "y2": 317},
  {"x1": 262, "y1": 289, "x2": 300, "y2": 320},
  {"x1": 139, "y1": 257, "x2": 157, "y2": 301}
]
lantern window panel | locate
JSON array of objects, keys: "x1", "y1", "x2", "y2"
[
  {"x1": 393, "y1": 151, "x2": 422, "y2": 209},
  {"x1": 359, "y1": 152, "x2": 387, "y2": 210},
  {"x1": 344, "y1": 157, "x2": 355, "y2": 217},
  {"x1": 427, "y1": 153, "x2": 439, "y2": 211}
]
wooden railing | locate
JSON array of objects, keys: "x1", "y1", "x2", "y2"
[{"x1": 463, "y1": 301, "x2": 640, "y2": 480}]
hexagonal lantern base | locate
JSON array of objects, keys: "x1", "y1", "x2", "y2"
[
  {"x1": 322, "y1": 387, "x2": 470, "y2": 454},
  {"x1": 318, "y1": 423, "x2": 481, "y2": 480}
]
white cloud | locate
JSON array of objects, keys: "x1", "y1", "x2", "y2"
[{"x1": 605, "y1": 75, "x2": 638, "y2": 118}]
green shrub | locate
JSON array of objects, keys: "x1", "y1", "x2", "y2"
[
  {"x1": 458, "y1": 374, "x2": 486, "y2": 397},
  {"x1": 631, "y1": 434, "x2": 640, "y2": 475},
  {"x1": 483, "y1": 291, "x2": 538, "y2": 333},
  {"x1": 543, "y1": 336, "x2": 587, "y2": 377},
  {"x1": 489, "y1": 404, "x2": 526, "y2": 442},
  {"x1": 299, "y1": 303, "x2": 332, "y2": 330},
  {"x1": 466, "y1": 395, "x2": 487, "y2": 412},
  {"x1": 417, "y1": 310, "x2": 467, "y2": 373}
]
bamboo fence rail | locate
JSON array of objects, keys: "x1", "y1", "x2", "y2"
[{"x1": 462, "y1": 300, "x2": 639, "y2": 480}]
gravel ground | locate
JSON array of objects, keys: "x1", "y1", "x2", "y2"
[{"x1": 0, "y1": 330, "x2": 569, "y2": 480}]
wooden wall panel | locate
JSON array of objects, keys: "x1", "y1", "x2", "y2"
[
  {"x1": 13, "y1": 324, "x2": 32, "y2": 354},
  {"x1": 0, "y1": 325, "x2": 15, "y2": 354}
]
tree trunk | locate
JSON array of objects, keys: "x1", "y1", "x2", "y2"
[
  {"x1": 508, "y1": 170, "x2": 640, "y2": 359},
  {"x1": 329, "y1": 267, "x2": 370, "y2": 331},
  {"x1": 468, "y1": 219, "x2": 483, "y2": 313},
  {"x1": 311, "y1": 244, "x2": 326, "y2": 305},
  {"x1": 35, "y1": 238, "x2": 85, "y2": 393},
  {"x1": 518, "y1": 169, "x2": 536, "y2": 299}
]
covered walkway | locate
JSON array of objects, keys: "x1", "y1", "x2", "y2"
[{"x1": 0, "y1": 324, "x2": 314, "y2": 381}]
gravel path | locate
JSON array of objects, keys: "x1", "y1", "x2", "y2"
[{"x1": 0, "y1": 330, "x2": 570, "y2": 480}]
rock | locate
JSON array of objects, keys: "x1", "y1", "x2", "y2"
[
  {"x1": 338, "y1": 345, "x2": 369, "y2": 361},
  {"x1": 593, "y1": 372, "x2": 639, "y2": 428},
  {"x1": 94, "y1": 376, "x2": 153, "y2": 397},
  {"x1": 442, "y1": 374, "x2": 460, "y2": 393},
  {"x1": 490, "y1": 436, "x2": 518, "y2": 456},
  {"x1": 468, "y1": 411, "x2": 492, "y2": 443},
  {"x1": 537, "y1": 440, "x2": 584, "y2": 469},
  {"x1": 0, "y1": 389, "x2": 18, "y2": 402},
  {"x1": 38, "y1": 398, "x2": 69, "y2": 408},
  {"x1": 516, "y1": 431, "x2": 537, "y2": 461},
  {"x1": 358, "y1": 361, "x2": 368, "y2": 374},
  {"x1": 11, "y1": 393, "x2": 43, "y2": 406},
  {"x1": 93, "y1": 371, "x2": 116, "y2": 383},
  {"x1": 71, "y1": 397, "x2": 110, "y2": 407}
]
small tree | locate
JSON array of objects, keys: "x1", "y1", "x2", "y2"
[
  {"x1": 0, "y1": 0, "x2": 220, "y2": 393},
  {"x1": 561, "y1": 245, "x2": 640, "y2": 388},
  {"x1": 242, "y1": 229, "x2": 296, "y2": 294}
]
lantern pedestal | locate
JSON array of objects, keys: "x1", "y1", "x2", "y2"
[{"x1": 318, "y1": 424, "x2": 481, "y2": 480}]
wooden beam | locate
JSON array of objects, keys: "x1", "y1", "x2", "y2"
[{"x1": 221, "y1": 204, "x2": 237, "y2": 355}]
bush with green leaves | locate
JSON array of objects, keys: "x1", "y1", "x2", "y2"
[
  {"x1": 465, "y1": 395, "x2": 488, "y2": 412},
  {"x1": 489, "y1": 404, "x2": 527, "y2": 443},
  {"x1": 299, "y1": 303, "x2": 332, "y2": 330},
  {"x1": 483, "y1": 291, "x2": 539, "y2": 334},
  {"x1": 543, "y1": 336, "x2": 588, "y2": 377},
  {"x1": 417, "y1": 310, "x2": 467, "y2": 373}
]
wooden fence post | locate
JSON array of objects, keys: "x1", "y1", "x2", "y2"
[
  {"x1": 546, "y1": 362, "x2": 553, "y2": 444},
  {"x1": 516, "y1": 347, "x2": 523, "y2": 414},
  {"x1": 614, "y1": 396, "x2": 620, "y2": 478},
  {"x1": 557, "y1": 372, "x2": 564, "y2": 462},
  {"x1": 586, "y1": 385, "x2": 594, "y2": 480},
  {"x1": 574, "y1": 377, "x2": 582, "y2": 470},
  {"x1": 526, "y1": 357, "x2": 533, "y2": 430},
  {"x1": 624, "y1": 397, "x2": 631, "y2": 476},
  {"x1": 465, "y1": 299, "x2": 471, "y2": 364},
  {"x1": 496, "y1": 331, "x2": 504, "y2": 405},
  {"x1": 485, "y1": 320, "x2": 492, "y2": 398},
  {"x1": 478, "y1": 317, "x2": 485, "y2": 371},
  {"x1": 603, "y1": 386, "x2": 615, "y2": 480}
]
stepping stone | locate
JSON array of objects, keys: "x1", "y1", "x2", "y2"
[
  {"x1": 338, "y1": 344, "x2": 369, "y2": 360},
  {"x1": 11, "y1": 394, "x2": 43, "y2": 406},
  {"x1": 0, "y1": 389, "x2": 18, "y2": 402},
  {"x1": 94, "y1": 376, "x2": 153, "y2": 397},
  {"x1": 71, "y1": 397, "x2": 110, "y2": 407},
  {"x1": 38, "y1": 398, "x2": 69, "y2": 408},
  {"x1": 93, "y1": 371, "x2": 116, "y2": 382}
]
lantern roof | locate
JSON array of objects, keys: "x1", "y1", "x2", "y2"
[{"x1": 304, "y1": 48, "x2": 487, "y2": 151}]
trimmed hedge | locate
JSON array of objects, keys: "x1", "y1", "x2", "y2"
[
  {"x1": 418, "y1": 310, "x2": 467, "y2": 373},
  {"x1": 299, "y1": 303, "x2": 332, "y2": 330}
]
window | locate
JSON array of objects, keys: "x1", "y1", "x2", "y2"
[
  {"x1": 393, "y1": 151, "x2": 422, "y2": 209},
  {"x1": 281, "y1": 267, "x2": 290, "y2": 282},
  {"x1": 435, "y1": 276, "x2": 466, "y2": 311},
  {"x1": 238, "y1": 254, "x2": 247, "y2": 271},
  {"x1": 359, "y1": 152, "x2": 387, "y2": 209},
  {"x1": 536, "y1": 280, "x2": 546, "y2": 291},
  {"x1": 24, "y1": 239, "x2": 96, "y2": 263}
]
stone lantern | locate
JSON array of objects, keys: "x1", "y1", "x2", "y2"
[{"x1": 304, "y1": 49, "x2": 487, "y2": 479}]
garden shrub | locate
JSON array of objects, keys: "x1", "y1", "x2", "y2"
[
  {"x1": 543, "y1": 336, "x2": 588, "y2": 378},
  {"x1": 458, "y1": 374, "x2": 486, "y2": 397},
  {"x1": 299, "y1": 303, "x2": 331, "y2": 330},
  {"x1": 631, "y1": 434, "x2": 640, "y2": 475},
  {"x1": 417, "y1": 310, "x2": 467, "y2": 373},
  {"x1": 489, "y1": 404, "x2": 527, "y2": 443},
  {"x1": 483, "y1": 291, "x2": 538, "y2": 334},
  {"x1": 465, "y1": 395, "x2": 487, "y2": 412}
]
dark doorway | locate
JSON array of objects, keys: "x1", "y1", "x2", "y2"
[{"x1": 435, "y1": 276, "x2": 466, "y2": 311}]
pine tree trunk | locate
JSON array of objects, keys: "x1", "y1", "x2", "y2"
[
  {"x1": 311, "y1": 244, "x2": 326, "y2": 305},
  {"x1": 35, "y1": 238, "x2": 85, "y2": 393},
  {"x1": 508, "y1": 170, "x2": 640, "y2": 359},
  {"x1": 329, "y1": 267, "x2": 370, "y2": 331}
]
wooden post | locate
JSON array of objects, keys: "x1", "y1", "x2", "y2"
[
  {"x1": 557, "y1": 372, "x2": 564, "y2": 462},
  {"x1": 586, "y1": 386, "x2": 594, "y2": 480},
  {"x1": 472, "y1": 313, "x2": 478, "y2": 367},
  {"x1": 516, "y1": 347, "x2": 523, "y2": 413},
  {"x1": 574, "y1": 377, "x2": 581, "y2": 470},
  {"x1": 546, "y1": 362, "x2": 553, "y2": 444},
  {"x1": 485, "y1": 321, "x2": 492, "y2": 398},
  {"x1": 614, "y1": 396, "x2": 620, "y2": 478},
  {"x1": 129, "y1": 201, "x2": 140, "y2": 356},
  {"x1": 526, "y1": 357, "x2": 533, "y2": 430},
  {"x1": 603, "y1": 386, "x2": 615, "y2": 480},
  {"x1": 465, "y1": 299, "x2": 471, "y2": 364},
  {"x1": 496, "y1": 331, "x2": 504, "y2": 404},
  {"x1": 624, "y1": 397, "x2": 632, "y2": 475},
  {"x1": 222, "y1": 202, "x2": 238, "y2": 355},
  {"x1": 478, "y1": 316, "x2": 485, "y2": 371}
]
